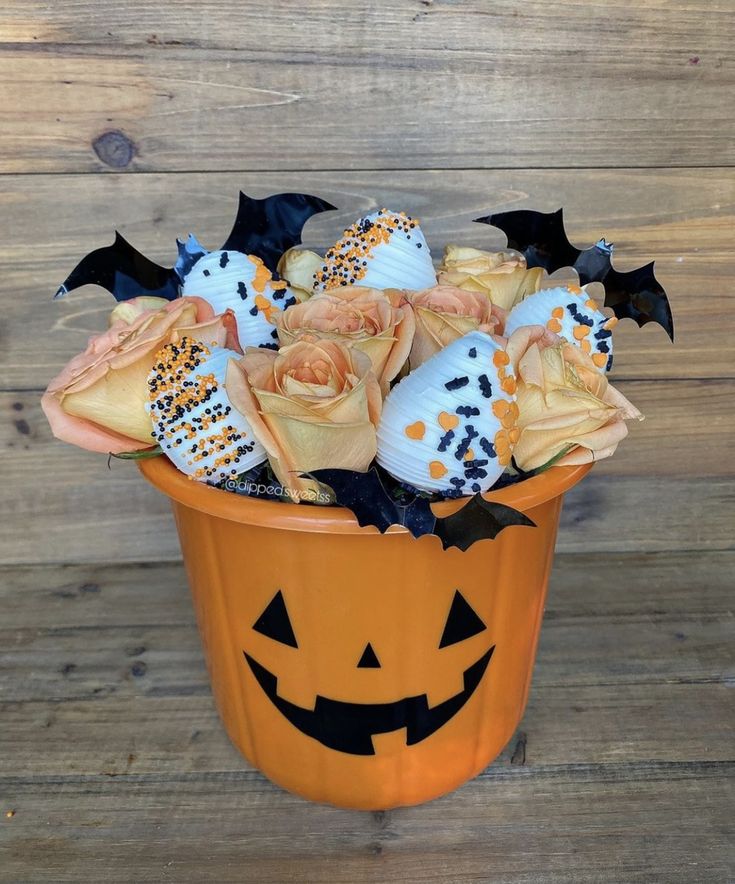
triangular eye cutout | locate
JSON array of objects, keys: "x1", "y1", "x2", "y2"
[
  {"x1": 439, "y1": 590, "x2": 487, "y2": 649},
  {"x1": 356, "y1": 643, "x2": 381, "y2": 669},
  {"x1": 252, "y1": 590, "x2": 298, "y2": 648}
]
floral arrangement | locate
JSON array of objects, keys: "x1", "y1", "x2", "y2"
[{"x1": 43, "y1": 193, "x2": 671, "y2": 546}]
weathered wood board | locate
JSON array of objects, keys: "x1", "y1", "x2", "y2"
[{"x1": 0, "y1": 1, "x2": 733, "y2": 171}]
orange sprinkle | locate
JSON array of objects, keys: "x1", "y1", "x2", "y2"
[
  {"x1": 249, "y1": 255, "x2": 273, "y2": 293},
  {"x1": 405, "y1": 420, "x2": 425, "y2": 440},
  {"x1": 567, "y1": 284, "x2": 582, "y2": 294},
  {"x1": 501, "y1": 376, "x2": 517, "y2": 395},
  {"x1": 546, "y1": 318, "x2": 562, "y2": 333},
  {"x1": 509, "y1": 427, "x2": 521, "y2": 445},
  {"x1": 592, "y1": 352, "x2": 608, "y2": 368},
  {"x1": 604, "y1": 316, "x2": 619, "y2": 330},
  {"x1": 585, "y1": 298, "x2": 599, "y2": 311},
  {"x1": 492, "y1": 400, "x2": 511, "y2": 420},
  {"x1": 493, "y1": 350, "x2": 510, "y2": 367},
  {"x1": 429, "y1": 460, "x2": 448, "y2": 479},
  {"x1": 438, "y1": 411, "x2": 459, "y2": 431},
  {"x1": 464, "y1": 448, "x2": 475, "y2": 461},
  {"x1": 573, "y1": 325, "x2": 591, "y2": 339},
  {"x1": 551, "y1": 306, "x2": 564, "y2": 319},
  {"x1": 254, "y1": 294, "x2": 278, "y2": 323},
  {"x1": 580, "y1": 339, "x2": 592, "y2": 354}
]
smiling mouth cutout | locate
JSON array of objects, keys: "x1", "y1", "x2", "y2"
[
  {"x1": 243, "y1": 647, "x2": 494, "y2": 755},
  {"x1": 244, "y1": 588, "x2": 495, "y2": 755}
]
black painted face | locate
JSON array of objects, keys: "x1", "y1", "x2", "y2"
[{"x1": 244, "y1": 590, "x2": 495, "y2": 755}]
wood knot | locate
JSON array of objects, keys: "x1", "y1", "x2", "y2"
[{"x1": 93, "y1": 129, "x2": 136, "y2": 168}]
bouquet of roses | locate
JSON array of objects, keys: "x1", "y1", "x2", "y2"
[{"x1": 43, "y1": 193, "x2": 670, "y2": 541}]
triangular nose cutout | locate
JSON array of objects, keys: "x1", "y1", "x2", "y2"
[{"x1": 357, "y1": 643, "x2": 381, "y2": 669}]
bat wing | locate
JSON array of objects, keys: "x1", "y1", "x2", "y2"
[
  {"x1": 592, "y1": 259, "x2": 673, "y2": 339},
  {"x1": 221, "y1": 191, "x2": 337, "y2": 270},
  {"x1": 476, "y1": 207, "x2": 674, "y2": 340},
  {"x1": 54, "y1": 231, "x2": 179, "y2": 302},
  {"x1": 304, "y1": 467, "x2": 403, "y2": 534},
  {"x1": 475, "y1": 208, "x2": 580, "y2": 274},
  {"x1": 434, "y1": 495, "x2": 535, "y2": 552}
]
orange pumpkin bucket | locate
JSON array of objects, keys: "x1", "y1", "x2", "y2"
[{"x1": 140, "y1": 456, "x2": 591, "y2": 810}]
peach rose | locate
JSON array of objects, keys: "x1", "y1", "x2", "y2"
[
  {"x1": 505, "y1": 325, "x2": 643, "y2": 471},
  {"x1": 42, "y1": 297, "x2": 240, "y2": 454},
  {"x1": 276, "y1": 286, "x2": 414, "y2": 392},
  {"x1": 277, "y1": 247, "x2": 323, "y2": 301},
  {"x1": 438, "y1": 245, "x2": 543, "y2": 311},
  {"x1": 108, "y1": 297, "x2": 170, "y2": 326},
  {"x1": 226, "y1": 339, "x2": 382, "y2": 498},
  {"x1": 407, "y1": 284, "x2": 506, "y2": 368}
]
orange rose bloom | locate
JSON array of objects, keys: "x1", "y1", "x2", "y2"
[
  {"x1": 407, "y1": 284, "x2": 506, "y2": 368},
  {"x1": 42, "y1": 297, "x2": 240, "y2": 454},
  {"x1": 438, "y1": 245, "x2": 543, "y2": 311},
  {"x1": 276, "y1": 286, "x2": 414, "y2": 392},
  {"x1": 227, "y1": 339, "x2": 382, "y2": 498},
  {"x1": 505, "y1": 325, "x2": 643, "y2": 470}
]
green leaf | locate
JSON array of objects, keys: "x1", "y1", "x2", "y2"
[{"x1": 109, "y1": 445, "x2": 163, "y2": 461}]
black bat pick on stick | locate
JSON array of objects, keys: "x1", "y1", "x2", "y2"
[
  {"x1": 221, "y1": 191, "x2": 337, "y2": 272},
  {"x1": 54, "y1": 191, "x2": 338, "y2": 301},
  {"x1": 54, "y1": 232, "x2": 179, "y2": 302},
  {"x1": 475, "y1": 208, "x2": 674, "y2": 341}
]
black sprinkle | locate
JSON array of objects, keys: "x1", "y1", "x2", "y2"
[
  {"x1": 597, "y1": 340, "x2": 610, "y2": 353},
  {"x1": 271, "y1": 329, "x2": 279, "y2": 339},
  {"x1": 468, "y1": 347, "x2": 477, "y2": 358},
  {"x1": 237, "y1": 282, "x2": 248, "y2": 300},
  {"x1": 456, "y1": 405, "x2": 480, "y2": 418},
  {"x1": 478, "y1": 374, "x2": 493, "y2": 398},
  {"x1": 249, "y1": 306, "x2": 258, "y2": 316},
  {"x1": 464, "y1": 463, "x2": 489, "y2": 480},
  {"x1": 606, "y1": 354, "x2": 614, "y2": 371},
  {"x1": 445, "y1": 376, "x2": 469, "y2": 391},
  {"x1": 219, "y1": 252, "x2": 229, "y2": 268},
  {"x1": 203, "y1": 269, "x2": 211, "y2": 277},
  {"x1": 455, "y1": 425, "x2": 478, "y2": 461},
  {"x1": 479, "y1": 437, "x2": 497, "y2": 458},
  {"x1": 438, "y1": 430, "x2": 455, "y2": 452},
  {"x1": 594, "y1": 328, "x2": 613, "y2": 340}
]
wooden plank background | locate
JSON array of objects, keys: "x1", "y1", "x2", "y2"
[{"x1": 0, "y1": 1, "x2": 733, "y2": 881}]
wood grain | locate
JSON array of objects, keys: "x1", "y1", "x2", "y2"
[
  {"x1": 2, "y1": 169, "x2": 733, "y2": 391},
  {"x1": 2, "y1": 386, "x2": 734, "y2": 564},
  {"x1": 1, "y1": 553, "x2": 733, "y2": 882},
  {"x1": 0, "y1": 2, "x2": 733, "y2": 877},
  {"x1": 0, "y1": 0, "x2": 733, "y2": 172}
]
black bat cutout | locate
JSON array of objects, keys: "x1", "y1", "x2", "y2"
[
  {"x1": 54, "y1": 191, "x2": 337, "y2": 301},
  {"x1": 434, "y1": 495, "x2": 536, "y2": 552},
  {"x1": 221, "y1": 191, "x2": 337, "y2": 272},
  {"x1": 54, "y1": 232, "x2": 179, "y2": 302},
  {"x1": 304, "y1": 467, "x2": 433, "y2": 536},
  {"x1": 475, "y1": 208, "x2": 674, "y2": 341},
  {"x1": 304, "y1": 468, "x2": 534, "y2": 550}
]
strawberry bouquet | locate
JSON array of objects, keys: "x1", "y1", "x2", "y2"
[{"x1": 43, "y1": 193, "x2": 671, "y2": 546}]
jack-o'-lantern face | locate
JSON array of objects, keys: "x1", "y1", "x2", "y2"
[{"x1": 244, "y1": 589, "x2": 495, "y2": 755}]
